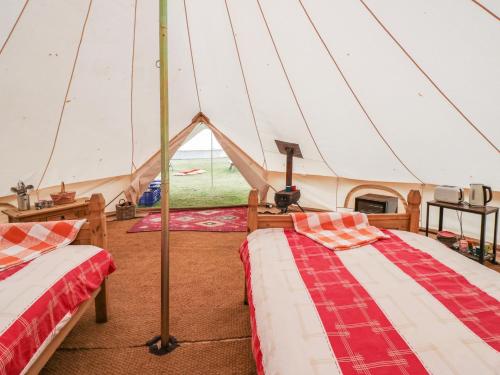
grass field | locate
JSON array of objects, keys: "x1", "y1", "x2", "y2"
[{"x1": 148, "y1": 157, "x2": 250, "y2": 208}]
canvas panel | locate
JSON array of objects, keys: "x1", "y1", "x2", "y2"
[
  {"x1": 0, "y1": 0, "x2": 26, "y2": 49},
  {"x1": 0, "y1": 1, "x2": 498, "y2": 201},
  {"x1": 297, "y1": 0, "x2": 499, "y2": 187},
  {"x1": 0, "y1": 0, "x2": 94, "y2": 195},
  {"x1": 362, "y1": 0, "x2": 500, "y2": 147},
  {"x1": 183, "y1": 0, "x2": 266, "y2": 167}
]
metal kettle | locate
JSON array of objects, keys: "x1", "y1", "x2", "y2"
[{"x1": 469, "y1": 184, "x2": 493, "y2": 206}]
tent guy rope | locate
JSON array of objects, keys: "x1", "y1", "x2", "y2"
[
  {"x1": 255, "y1": 0, "x2": 340, "y2": 178},
  {"x1": 297, "y1": 0, "x2": 424, "y2": 183},
  {"x1": 35, "y1": 0, "x2": 94, "y2": 195},
  {"x1": 0, "y1": 0, "x2": 30, "y2": 56},
  {"x1": 471, "y1": 0, "x2": 500, "y2": 21},
  {"x1": 225, "y1": 0, "x2": 268, "y2": 169},
  {"x1": 358, "y1": 0, "x2": 499, "y2": 154},
  {"x1": 129, "y1": 0, "x2": 139, "y2": 174},
  {"x1": 183, "y1": 0, "x2": 202, "y2": 113}
]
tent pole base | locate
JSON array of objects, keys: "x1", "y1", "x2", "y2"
[{"x1": 146, "y1": 335, "x2": 179, "y2": 356}]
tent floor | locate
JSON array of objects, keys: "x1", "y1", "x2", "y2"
[
  {"x1": 41, "y1": 218, "x2": 499, "y2": 374},
  {"x1": 42, "y1": 219, "x2": 255, "y2": 375}
]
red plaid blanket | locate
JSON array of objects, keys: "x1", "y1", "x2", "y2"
[
  {"x1": 0, "y1": 220, "x2": 86, "y2": 270},
  {"x1": 241, "y1": 229, "x2": 500, "y2": 375},
  {"x1": 291, "y1": 211, "x2": 388, "y2": 250}
]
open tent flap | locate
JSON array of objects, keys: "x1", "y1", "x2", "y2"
[
  {"x1": 205, "y1": 122, "x2": 270, "y2": 201},
  {"x1": 124, "y1": 119, "x2": 204, "y2": 203},
  {"x1": 124, "y1": 116, "x2": 270, "y2": 203}
]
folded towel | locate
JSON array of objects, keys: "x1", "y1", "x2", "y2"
[{"x1": 291, "y1": 211, "x2": 388, "y2": 250}]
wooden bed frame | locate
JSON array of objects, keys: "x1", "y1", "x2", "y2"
[
  {"x1": 26, "y1": 193, "x2": 109, "y2": 375},
  {"x1": 247, "y1": 188, "x2": 422, "y2": 234},
  {"x1": 243, "y1": 188, "x2": 421, "y2": 304}
]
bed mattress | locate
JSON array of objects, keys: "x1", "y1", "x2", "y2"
[
  {"x1": 241, "y1": 228, "x2": 499, "y2": 375},
  {"x1": 0, "y1": 245, "x2": 115, "y2": 375}
]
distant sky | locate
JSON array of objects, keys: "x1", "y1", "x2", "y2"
[{"x1": 179, "y1": 128, "x2": 223, "y2": 151}]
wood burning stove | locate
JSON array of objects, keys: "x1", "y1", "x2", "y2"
[{"x1": 274, "y1": 140, "x2": 304, "y2": 213}]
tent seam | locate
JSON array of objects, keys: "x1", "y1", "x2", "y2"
[
  {"x1": 183, "y1": 0, "x2": 202, "y2": 113},
  {"x1": 35, "y1": 0, "x2": 94, "y2": 193},
  {"x1": 0, "y1": 0, "x2": 30, "y2": 57},
  {"x1": 224, "y1": 0, "x2": 268, "y2": 169},
  {"x1": 297, "y1": 0, "x2": 424, "y2": 184},
  {"x1": 255, "y1": 0, "x2": 339, "y2": 178},
  {"x1": 358, "y1": 0, "x2": 499, "y2": 153},
  {"x1": 130, "y1": 0, "x2": 139, "y2": 175},
  {"x1": 470, "y1": 0, "x2": 500, "y2": 20}
]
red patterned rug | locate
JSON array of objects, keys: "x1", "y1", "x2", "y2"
[{"x1": 127, "y1": 207, "x2": 247, "y2": 233}]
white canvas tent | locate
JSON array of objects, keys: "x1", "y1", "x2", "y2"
[{"x1": 1, "y1": 0, "x2": 499, "y2": 239}]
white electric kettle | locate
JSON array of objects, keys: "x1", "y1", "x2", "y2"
[{"x1": 469, "y1": 184, "x2": 493, "y2": 206}]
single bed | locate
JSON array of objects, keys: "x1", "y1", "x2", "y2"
[
  {"x1": 242, "y1": 189, "x2": 499, "y2": 375},
  {"x1": 0, "y1": 194, "x2": 115, "y2": 375}
]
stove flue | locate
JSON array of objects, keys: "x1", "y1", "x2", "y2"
[{"x1": 274, "y1": 140, "x2": 303, "y2": 213}]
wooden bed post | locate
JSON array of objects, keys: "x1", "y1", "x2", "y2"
[
  {"x1": 406, "y1": 189, "x2": 421, "y2": 233},
  {"x1": 248, "y1": 188, "x2": 259, "y2": 233},
  {"x1": 244, "y1": 189, "x2": 259, "y2": 305},
  {"x1": 88, "y1": 193, "x2": 108, "y2": 249},
  {"x1": 88, "y1": 193, "x2": 109, "y2": 323}
]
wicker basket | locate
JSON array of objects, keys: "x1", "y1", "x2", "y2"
[
  {"x1": 116, "y1": 199, "x2": 136, "y2": 220},
  {"x1": 50, "y1": 182, "x2": 76, "y2": 205}
]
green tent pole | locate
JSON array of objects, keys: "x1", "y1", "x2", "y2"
[
  {"x1": 147, "y1": 0, "x2": 177, "y2": 355},
  {"x1": 159, "y1": 0, "x2": 170, "y2": 350}
]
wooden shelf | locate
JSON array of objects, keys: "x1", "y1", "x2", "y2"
[
  {"x1": 427, "y1": 200, "x2": 498, "y2": 215},
  {"x1": 2, "y1": 197, "x2": 90, "y2": 223},
  {"x1": 426, "y1": 200, "x2": 498, "y2": 265}
]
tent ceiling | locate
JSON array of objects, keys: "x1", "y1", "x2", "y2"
[{"x1": 0, "y1": 0, "x2": 499, "y2": 197}]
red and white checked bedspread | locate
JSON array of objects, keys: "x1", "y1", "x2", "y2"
[
  {"x1": 0, "y1": 220, "x2": 86, "y2": 270},
  {"x1": 291, "y1": 212, "x2": 388, "y2": 250},
  {"x1": 0, "y1": 244, "x2": 115, "y2": 375},
  {"x1": 241, "y1": 228, "x2": 500, "y2": 375}
]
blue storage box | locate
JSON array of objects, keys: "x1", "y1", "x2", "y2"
[
  {"x1": 149, "y1": 180, "x2": 161, "y2": 190},
  {"x1": 138, "y1": 181, "x2": 162, "y2": 206}
]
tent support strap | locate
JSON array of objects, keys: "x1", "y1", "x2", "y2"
[{"x1": 147, "y1": 0, "x2": 178, "y2": 356}]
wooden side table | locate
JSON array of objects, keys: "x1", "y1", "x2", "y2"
[
  {"x1": 425, "y1": 200, "x2": 498, "y2": 264},
  {"x1": 2, "y1": 197, "x2": 90, "y2": 223}
]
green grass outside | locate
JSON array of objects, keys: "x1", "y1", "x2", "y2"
[{"x1": 146, "y1": 157, "x2": 250, "y2": 208}]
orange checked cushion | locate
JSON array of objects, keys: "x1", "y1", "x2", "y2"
[
  {"x1": 0, "y1": 220, "x2": 86, "y2": 270},
  {"x1": 291, "y1": 211, "x2": 388, "y2": 250}
]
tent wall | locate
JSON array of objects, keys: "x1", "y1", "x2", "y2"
[
  {"x1": 1, "y1": 1, "x2": 498, "y2": 198},
  {"x1": 0, "y1": 0, "x2": 163, "y2": 196},
  {"x1": 171, "y1": 0, "x2": 499, "y2": 188}
]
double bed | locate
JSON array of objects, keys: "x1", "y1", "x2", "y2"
[
  {"x1": 0, "y1": 194, "x2": 115, "y2": 375},
  {"x1": 242, "y1": 189, "x2": 499, "y2": 374}
]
